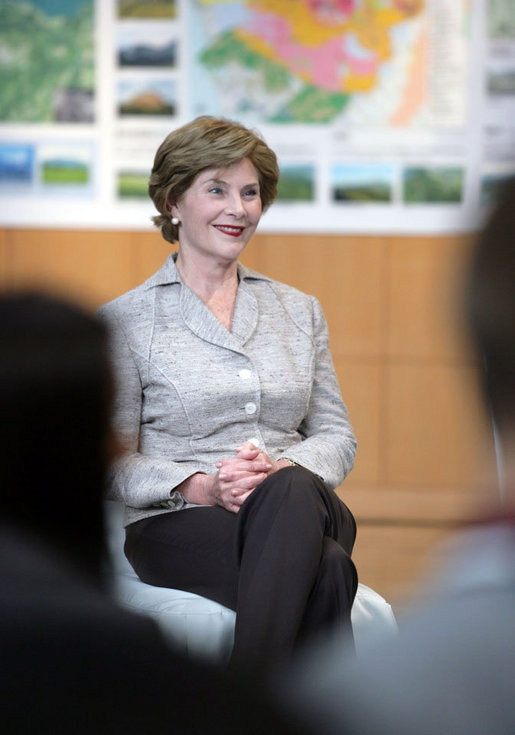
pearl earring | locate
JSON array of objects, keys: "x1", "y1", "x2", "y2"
[{"x1": 171, "y1": 216, "x2": 179, "y2": 225}]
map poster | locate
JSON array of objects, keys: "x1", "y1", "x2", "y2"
[{"x1": 0, "y1": 0, "x2": 514, "y2": 234}]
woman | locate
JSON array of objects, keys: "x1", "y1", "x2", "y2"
[{"x1": 99, "y1": 115, "x2": 358, "y2": 675}]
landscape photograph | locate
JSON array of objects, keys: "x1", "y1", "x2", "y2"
[
  {"x1": 117, "y1": 170, "x2": 149, "y2": 199},
  {"x1": 0, "y1": 144, "x2": 35, "y2": 186},
  {"x1": 118, "y1": 0, "x2": 177, "y2": 19},
  {"x1": 117, "y1": 78, "x2": 177, "y2": 116},
  {"x1": 403, "y1": 167, "x2": 464, "y2": 204},
  {"x1": 487, "y1": 64, "x2": 515, "y2": 96},
  {"x1": 276, "y1": 164, "x2": 315, "y2": 202},
  {"x1": 39, "y1": 144, "x2": 92, "y2": 188},
  {"x1": 331, "y1": 163, "x2": 393, "y2": 203},
  {"x1": 480, "y1": 172, "x2": 515, "y2": 205},
  {"x1": 117, "y1": 24, "x2": 177, "y2": 67}
]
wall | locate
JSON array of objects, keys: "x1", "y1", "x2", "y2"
[{"x1": 0, "y1": 227, "x2": 498, "y2": 612}]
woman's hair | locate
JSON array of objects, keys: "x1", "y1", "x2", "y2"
[{"x1": 149, "y1": 115, "x2": 279, "y2": 244}]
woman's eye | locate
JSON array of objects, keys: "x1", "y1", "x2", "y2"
[
  {"x1": 244, "y1": 189, "x2": 258, "y2": 198},
  {"x1": 209, "y1": 186, "x2": 223, "y2": 195}
]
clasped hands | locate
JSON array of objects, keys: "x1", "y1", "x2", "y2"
[{"x1": 178, "y1": 442, "x2": 293, "y2": 513}]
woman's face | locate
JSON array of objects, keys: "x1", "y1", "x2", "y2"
[{"x1": 170, "y1": 157, "x2": 262, "y2": 266}]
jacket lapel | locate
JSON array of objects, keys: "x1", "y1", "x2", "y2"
[
  {"x1": 149, "y1": 254, "x2": 264, "y2": 353},
  {"x1": 179, "y1": 284, "x2": 242, "y2": 352},
  {"x1": 231, "y1": 279, "x2": 259, "y2": 346}
]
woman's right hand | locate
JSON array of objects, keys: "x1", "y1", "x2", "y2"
[{"x1": 177, "y1": 465, "x2": 269, "y2": 514}]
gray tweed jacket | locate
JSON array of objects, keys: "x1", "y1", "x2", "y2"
[{"x1": 98, "y1": 254, "x2": 356, "y2": 526}]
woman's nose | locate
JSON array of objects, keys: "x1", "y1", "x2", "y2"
[{"x1": 225, "y1": 193, "x2": 245, "y2": 216}]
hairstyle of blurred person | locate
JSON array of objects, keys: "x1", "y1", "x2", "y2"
[
  {"x1": 280, "y1": 181, "x2": 515, "y2": 735},
  {"x1": 466, "y1": 178, "x2": 515, "y2": 485},
  {"x1": 0, "y1": 292, "x2": 112, "y2": 581},
  {"x1": 0, "y1": 292, "x2": 306, "y2": 735}
]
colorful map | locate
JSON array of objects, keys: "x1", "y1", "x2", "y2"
[
  {"x1": 188, "y1": 0, "x2": 427, "y2": 125},
  {"x1": 0, "y1": 0, "x2": 94, "y2": 123}
]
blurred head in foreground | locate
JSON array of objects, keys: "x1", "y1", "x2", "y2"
[
  {"x1": 0, "y1": 292, "x2": 112, "y2": 580},
  {"x1": 465, "y1": 179, "x2": 515, "y2": 503}
]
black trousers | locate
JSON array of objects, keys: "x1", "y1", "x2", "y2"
[{"x1": 124, "y1": 466, "x2": 357, "y2": 674}]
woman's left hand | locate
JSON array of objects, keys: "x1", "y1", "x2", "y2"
[{"x1": 215, "y1": 442, "x2": 292, "y2": 501}]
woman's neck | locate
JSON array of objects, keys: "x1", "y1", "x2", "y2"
[{"x1": 175, "y1": 252, "x2": 239, "y2": 331}]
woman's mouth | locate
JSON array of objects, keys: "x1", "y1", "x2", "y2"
[{"x1": 213, "y1": 225, "x2": 245, "y2": 237}]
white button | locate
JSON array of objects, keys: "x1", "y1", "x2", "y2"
[
  {"x1": 239, "y1": 369, "x2": 251, "y2": 380},
  {"x1": 248, "y1": 437, "x2": 260, "y2": 447},
  {"x1": 245, "y1": 402, "x2": 257, "y2": 415}
]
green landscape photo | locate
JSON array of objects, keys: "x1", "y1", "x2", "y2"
[
  {"x1": 331, "y1": 163, "x2": 393, "y2": 203},
  {"x1": 118, "y1": 0, "x2": 177, "y2": 19},
  {"x1": 118, "y1": 172, "x2": 149, "y2": 199},
  {"x1": 403, "y1": 167, "x2": 464, "y2": 204},
  {"x1": 277, "y1": 165, "x2": 315, "y2": 202}
]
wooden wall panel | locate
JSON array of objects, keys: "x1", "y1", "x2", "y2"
[
  {"x1": 387, "y1": 235, "x2": 474, "y2": 362},
  {"x1": 340, "y1": 485, "x2": 485, "y2": 524},
  {"x1": 0, "y1": 228, "x2": 7, "y2": 284},
  {"x1": 334, "y1": 359, "x2": 384, "y2": 488},
  {"x1": 351, "y1": 524, "x2": 453, "y2": 610},
  {"x1": 385, "y1": 362, "x2": 494, "y2": 488},
  {"x1": 2, "y1": 229, "x2": 136, "y2": 309}
]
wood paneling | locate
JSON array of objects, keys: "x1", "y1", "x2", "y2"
[
  {"x1": 0, "y1": 225, "x2": 498, "y2": 607},
  {"x1": 387, "y1": 235, "x2": 474, "y2": 362},
  {"x1": 386, "y1": 362, "x2": 493, "y2": 488},
  {"x1": 352, "y1": 523, "x2": 454, "y2": 612},
  {"x1": 0, "y1": 228, "x2": 7, "y2": 284},
  {"x1": 3, "y1": 229, "x2": 134, "y2": 309},
  {"x1": 335, "y1": 360, "x2": 384, "y2": 488}
]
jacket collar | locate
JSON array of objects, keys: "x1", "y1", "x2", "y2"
[
  {"x1": 146, "y1": 252, "x2": 271, "y2": 350},
  {"x1": 143, "y1": 252, "x2": 272, "y2": 290}
]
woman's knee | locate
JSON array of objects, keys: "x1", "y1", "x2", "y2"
[
  {"x1": 315, "y1": 538, "x2": 358, "y2": 606},
  {"x1": 262, "y1": 467, "x2": 356, "y2": 544},
  {"x1": 255, "y1": 465, "x2": 326, "y2": 505},
  {"x1": 319, "y1": 537, "x2": 355, "y2": 576}
]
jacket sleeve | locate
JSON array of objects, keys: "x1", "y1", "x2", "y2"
[
  {"x1": 98, "y1": 304, "x2": 197, "y2": 509},
  {"x1": 277, "y1": 296, "x2": 357, "y2": 489}
]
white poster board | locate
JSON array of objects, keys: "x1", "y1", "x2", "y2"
[{"x1": 0, "y1": 0, "x2": 514, "y2": 234}]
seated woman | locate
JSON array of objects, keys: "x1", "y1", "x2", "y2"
[{"x1": 98, "y1": 115, "x2": 358, "y2": 676}]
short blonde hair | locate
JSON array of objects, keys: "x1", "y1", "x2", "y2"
[{"x1": 149, "y1": 116, "x2": 279, "y2": 244}]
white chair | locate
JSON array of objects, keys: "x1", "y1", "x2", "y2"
[{"x1": 105, "y1": 500, "x2": 397, "y2": 664}]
